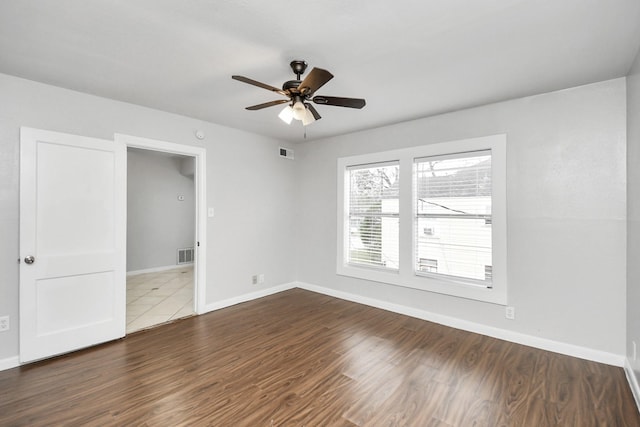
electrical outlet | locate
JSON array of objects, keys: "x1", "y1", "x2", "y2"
[
  {"x1": 505, "y1": 306, "x2": 515, "y2": 320},
  {"x1": 0, "y1": 316, "x2": 9, "y2": 332},
  {"x1": 258, "y1": 274, "x2": 265, "y2": 284},
  {"x1": 252, "y1": 275, "x2": 258, "y2": 285}
]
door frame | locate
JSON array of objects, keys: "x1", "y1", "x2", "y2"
[{"x1": 115, "y1": 134, "x2": 207, "y2": 314}]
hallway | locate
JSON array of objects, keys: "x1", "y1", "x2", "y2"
[{"x1": 126, "y1": 265, "x2": 194, "y2": 333}]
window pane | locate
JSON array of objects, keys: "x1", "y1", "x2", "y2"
[
  {"x1": 415, "y1": 151, "x2": 492, "y2": 283},
  {"x1": 415, "y1": 217, "x2": 491, "y2": 281},
  {"x1": 415, "y1": 151, "x2": 491, "y2": 216},
  {"x1": 348, "y1": 163, "x2": 399, "y2": 269}
]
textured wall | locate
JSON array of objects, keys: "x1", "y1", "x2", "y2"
[
  {"x1": 127, "y1": 149, "x2": 195, "y2": 272},
  {"x1": 295, "y1": 79, "x2": 627, "y2": 356},
  {"x1": 627, "y1": 48, "x2": 640, "y2": 382},
  {"x1": 0, "y1": 73, "x2": 297, "y2": 361}
]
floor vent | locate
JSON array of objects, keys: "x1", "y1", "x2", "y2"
[{"x1": 177, "y1": 247, "x2": 195, "y2": 264}]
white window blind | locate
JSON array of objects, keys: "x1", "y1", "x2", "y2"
[
  {"x1": 347, "y1": 162, "x2": 399, "y2": 270},
  {"x1": 414, "y1": 150, "x2": 492, "y2": 285}
]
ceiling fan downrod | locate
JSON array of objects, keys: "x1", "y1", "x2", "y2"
[{"x1": 290, "y1": 60, "x2": 308, "y2": 80}]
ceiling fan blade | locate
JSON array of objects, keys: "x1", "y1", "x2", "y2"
[
  {"x1": 307, "y1": 103, "x2": 322, "y2": 120},
  {"x1": 246, "y1": 99, "x2": 290, "y2": 110},
  {"x1": 298, "y1": 68, "x2": 333, "y2": 95},
  {"x1": 313, "y1": 96, "x2": 366, "y2": 109},
  {"x1": 232, "y1": 75, "x2": 288, "y2": 96}
]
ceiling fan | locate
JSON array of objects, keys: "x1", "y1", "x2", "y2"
[{"x1": 232, "y1": 60, "x2": 366, "y2": 126}]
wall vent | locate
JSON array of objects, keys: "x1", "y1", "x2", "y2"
[
  {"x1": 177, "y1": 247, "x2": 195, "y2": 264},
  {"x1": 279, "y1": 147, "x2": 294, "y2": 160}
]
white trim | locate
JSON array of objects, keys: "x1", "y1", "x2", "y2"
[
  {"x1": 115, "y1": 134, "x2": 207, "y2": 314},
  {"x1": 0, "y1": 356, "x2": 20, "y2": 372},
  {"x1": 5, "y1": 281, "x2": 631, "y2": 377},
  {"x1": 625, "y1": 358, "x2": 640, "y2": 412},
  {"x1": 3, "y1": 282, "x2": 298, "y2": 371},
  {"x1": 336, "y1": 134, "x2": 507, "y2": 305},
  {"x1": 126, "y1": 264, "x2": 189, "y2": 276},
  {"x1": 202, "y1": 283, "x2": 297, "y2": 313},
  {"x1": 295, "y1": 281, "x2": 624, "y2": 367}
]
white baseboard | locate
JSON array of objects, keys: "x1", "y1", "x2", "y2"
[
  {"x1": 0, "y1": 356, "x2": 20, "y2": 371},
  {"x1": 295, "y1": 281, "x2": 625, "y2": 367},
  {"x1": 201, "y1": 282, "x2": 297, "y2": 314},
  {"x1": 625, "y1": 358, "x2": 640, "y2": 411},
  {"x1": 126, "y1": 264, "x2": 191, "y2": 276},
  {"x1": 2, "y1": 280, "x2": 628, "y2": 376},
  {"x1": 1, "y1": 283, "x2": 298, "y2": 371}
]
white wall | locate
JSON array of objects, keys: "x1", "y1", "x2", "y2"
[
  {"x1": 0, "y1": 72, "x2": 630, "y2": 365},
  {"x1": 627, "y1": 49, "x2": 640, "y2": 385},
  {"x1": 0, "y1": 73, "x2": 297, "y2": 360},
  {"x1": 127, "y1": 149, "x2": 195, "y2": 272},
  {"x1": 295, "y1": 78, "x2": 627, "y2": 357}
]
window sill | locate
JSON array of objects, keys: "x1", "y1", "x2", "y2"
[{"x1": 337, "y1": 263, "x2": 506, "y2": 305}]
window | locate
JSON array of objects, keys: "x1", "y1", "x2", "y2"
[
  {"x1": 415, "y1": 151, "x2": 492, "y2": 285},
  {"x1": 337, "y1": 134, "x2": 507, "y2": 305},
  {"x1": 347, "y1": 162, "x2": 400, "y2": 270}
]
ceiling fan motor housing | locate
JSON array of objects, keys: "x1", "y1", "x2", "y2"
[
  {"x1": 283, "y1": 80, "x2": 303, "y2": 93},
  {"x1": 290, "y1": 60, "x2": 308, "y2": 79}
]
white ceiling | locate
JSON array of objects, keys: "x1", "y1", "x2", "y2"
[{"x1": 1, "y1": 1, "x2": 639, "y2": 143}]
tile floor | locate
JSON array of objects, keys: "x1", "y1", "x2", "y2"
[{"x1": 126, "y1": 265, "x2": 194, "y2": 333}]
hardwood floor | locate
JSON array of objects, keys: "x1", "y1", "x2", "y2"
[{"x1": 1, "y1": 289, "x2": 639, "y2": 426}]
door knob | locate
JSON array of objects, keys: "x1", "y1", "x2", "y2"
[{"x1": 24, "y1": 255, "x2": 35, "y2": 264}]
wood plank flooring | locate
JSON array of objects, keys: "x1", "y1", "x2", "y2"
[{"x1": 1, "y1": 288, "x2": 639, "y2": 426}]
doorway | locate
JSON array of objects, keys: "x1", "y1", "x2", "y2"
[
  {"x1": 19, "y1": 129, "x2": 207, "y2": 363},
  {"x1": 125, "y1": 148, "x2": 196, "y2": 332},
  {"x1": 115, "y1": 133, "x2": 207, "y2": 332}
]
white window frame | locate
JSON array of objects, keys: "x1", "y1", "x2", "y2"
[{"x1": 337, "y1": 134, "x2": 507, "y2": 305}]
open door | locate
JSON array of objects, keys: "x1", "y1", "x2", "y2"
[{"x1": 19, "y1": 127, "x2": 126, "y2": 363}]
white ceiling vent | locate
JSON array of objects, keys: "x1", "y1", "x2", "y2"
[{"x1": 279, "y1": 147, "x2": 294, "y2": 160}]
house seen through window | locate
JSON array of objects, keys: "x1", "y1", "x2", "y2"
[{"x1": 414, "y1": 151, "x2": 492, "y2": 284}]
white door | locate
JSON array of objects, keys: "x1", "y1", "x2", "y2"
[{"x1": 19, "y1": 127, "x2": 126, "y2": 363}]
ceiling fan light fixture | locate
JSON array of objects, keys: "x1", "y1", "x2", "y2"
[
  {"x1": 302, "y1": 107, "x2": 316, "y2": 126},
  {"x1": 278, "y1": 105, "x2": 294, "y2": 124},
  {"x1": 292, "y1": 100, "x2": 306, "y2": 120}
]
